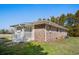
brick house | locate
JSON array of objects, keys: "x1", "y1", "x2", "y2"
[{"x1": 11, "y1": 20, "x2": 68, "y2": 42}]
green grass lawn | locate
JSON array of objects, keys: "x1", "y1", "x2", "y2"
[
  {"x1": 32, "y1": 37, "x2": 79, "y2": 55},
  {"x1": 0, "y1": 37, "x2": 79, "y2": 55}
]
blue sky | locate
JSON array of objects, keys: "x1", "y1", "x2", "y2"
[{"x1": 0, "y1": 4, "x2": 79, "y2": 29}]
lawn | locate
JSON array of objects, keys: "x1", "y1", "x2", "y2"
[
  {"x1": 0, "y1": 37, "x2": 79, "y2": 55},
  {"x1": 32, "y1": 37, "x2": 79, "y2": 55}
]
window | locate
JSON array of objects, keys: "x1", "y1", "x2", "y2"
[
  {"x1": 35, "y1": 24, "x2": 45, "y2": 29},
  {"x1": 57, "y1": 28, "x2": 59, "y2": 32}
]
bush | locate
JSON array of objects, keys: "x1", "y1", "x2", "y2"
[{"x1": 0, "y1": 42, "x2": 47, "y2": 55}]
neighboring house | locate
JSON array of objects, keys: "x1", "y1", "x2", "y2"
[{"x1": 11, "y1": 20, "x2": 68, "y2": 42}]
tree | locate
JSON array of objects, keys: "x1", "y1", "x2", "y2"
[
  {"x1": 75, "y1": 10, "x2": 79, "y2": 17},
  {"x1": 47, "y1": 18, "x2": 50, "y2": 21},
  {"x1": 50, "y1": 16, "x2": 58, "y2": 23},
  {"x1": 73, "y1": 24, "x2": 79, "y2": 36},
  {"x1": 68, "y1": 24, "x2": 79, "y2": 37},
  {"x1": 42, "y1": 18, "x2": 46, "y2": 20},
  {"x1": 67, "y1": 13, "x2": 75, "y2": 18},
  {"x1": 0, "y1": 29, "x2": 11, "y2": 34},
  {"x1": 75, "y1": 10, "x2": 79, "y2": 24},
  {"x1": 0, "y1": 29, "x2": 5, "y2": 34},
  {"x1": 59, "y1": 14, "x2": 66, "y2": 26},
  {"x1": 38, "y1": 18, "x2": 42, "y2": 21}
]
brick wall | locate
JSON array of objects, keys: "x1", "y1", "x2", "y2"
[
  {"x1": 46, "y1": 31, "x2": 67, "y2": 42},
  {"x1": 34, "y1": 29, "x2": 45, "y2": 42}
]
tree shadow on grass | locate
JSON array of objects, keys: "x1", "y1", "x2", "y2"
[{"x1": 0, "y1": 42, "x2": 48, "y2": 55}]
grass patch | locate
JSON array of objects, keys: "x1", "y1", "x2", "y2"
[
  {"x1": 32, "y1": 37, "x2": 79, "y2": 55},
  {"x1": 0, "y1": 37, "x2": 79, "y2": 55}
]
